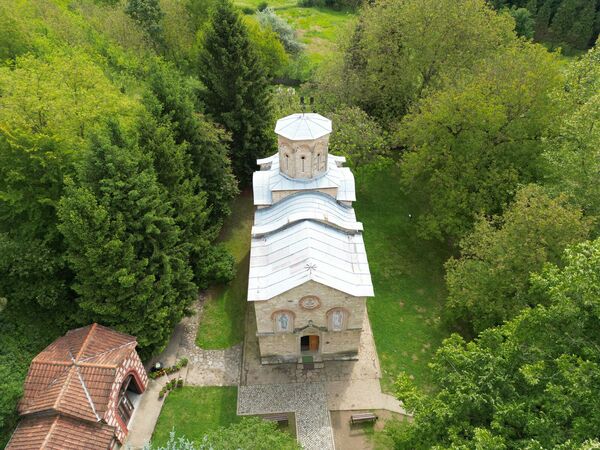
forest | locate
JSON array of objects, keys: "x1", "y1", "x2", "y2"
[{"x1": 0, "y1": 0, "x2": 599, "y2": 448}]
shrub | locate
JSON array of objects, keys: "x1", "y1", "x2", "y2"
[
  {"x1": 255, "y1": 8, "x2": 304, "y2": 54},
  {"x1": 257, "y1": 1, "x2": 269, "y2": 11}
]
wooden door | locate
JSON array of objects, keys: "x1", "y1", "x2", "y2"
[{"x1": 309, "y1": 335, "x2": 319, "y2": 352}]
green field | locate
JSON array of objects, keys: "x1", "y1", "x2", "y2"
[
  {"x1": 196, "y1": 190, "x2": 255, "y2": 349},
  {"x1": 355, "y1": 166, "x2": 450, "y2": 392},
  {"x1": 236, "y1": 0, "x2": 355, "y2": 64},
  {"x1": 152, "y1": 386, "x2": 239, "y2": 445}
]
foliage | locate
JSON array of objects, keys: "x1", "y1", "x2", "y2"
[
  {"x1": 545, "y1": 44, "x2": 600, "y2": 225},
  {"x1": 148, "y1": 418, "x2": 300, "y2": 450},
  {"x1": 492, "y1": 0, "x2": 600, "y2": 52},
  {"x1": 57, "y1": 125, "x2": 196, "y2": 356},
  {"x1": 392, "y1": 238, "x2": 600, "y2": 449},
  {"x1": 445, "y1": 184, "x2": 591, "y2": 334},
  {"x1": 328, "y1": 106, "x2": 390, "y2": 169},
  {"x1": 256, "y1": 7, "x2": 304, "y2": 54},
  {"x1": 399, "y1": 42, "x2": 562, "y2": 243},
  {"x1": 317, "y1": 0, "x2": 516, "y2": 122},
  {"x1": 244, "y1": 15, "x2": 290, "y2": 78},
  {"x1": 149, "y1": 357, "x2": 189, "y2": 380},
  {"x1": 125, "y1": 0, "x2": 165, "y2": 46},
  {"x1": 198, "y1": 0, "x2": 274, "y2": 185},
  {"x1": 505, "y1": 6, "x2": 535, "y2": 39}
]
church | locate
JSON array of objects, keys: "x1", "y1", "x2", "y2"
[{"x1": 249, "y1": 112, "x2": 374, "y2": 365}]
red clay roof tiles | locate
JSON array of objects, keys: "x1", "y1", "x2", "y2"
[
  {"x1": 6, "y1": 414, "x2": 115, "y2": 450},
  {"x1": 18, "y1": 324, "x2": 137, "y2": 421}
]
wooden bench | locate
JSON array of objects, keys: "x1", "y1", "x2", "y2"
[
  {"x1": 350, "y1": 412, "x2": 378, "y2": 425},
  {"x1": 263, "y1": 413, "x2": 289, "y2": 424}
]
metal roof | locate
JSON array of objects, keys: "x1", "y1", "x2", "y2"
[
  {"x1": 248, "y1": 220, "x2": 374, "y2": 301},
  {"x1": 252, "y1": 192, "x2": 363, "y2": 237},
  {"x1": 274, "y1": 113, "x2": 332, "y2": 141},
  {"x1": 253, "y1": 153, "x2": 356, "y2": 206}
]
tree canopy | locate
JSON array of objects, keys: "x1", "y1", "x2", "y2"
[{"x1": 394, "y1": 238, "x2": 600, "y2": 449}]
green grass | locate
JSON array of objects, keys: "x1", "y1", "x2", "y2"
[
  {"x1": 236, "y1": 0, "x2": 355, "y2": 65},
  {"x1": 354, "y1": 166, "x2": 451, "y2": 392},
  {"x1": 152, "y1": 386, "x2": 240, "y2": 445},
  {"x1": 196, "y1": 190, "x2": 255, "y2": 349}
]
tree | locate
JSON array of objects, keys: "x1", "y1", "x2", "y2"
[
  {"x1": 198, "y1": 0, "x2": 274, "y2": 184},
  {"x1": 58, "y1": 125, "x2": 196, "y2": 355},
  {"x1": 399, "y1": 42, "x2": 562, "y2": 243},
  {"x1": 506, "y1": 6, "x2": 535, "y2": 39},
  {"x1": 445, "y1": 184, "x2": 590, "y2": 334},
  {"x1": 545, "y1": 44, "x2": 600, "y2": 226},
  {"x1": 146, "y1": 418, "x2": 301, "y2": 450},
  {"x1": 255, "y1": 8, "x2": 304, "y2": 55},
  {"x1": 328, "y1": 106, "x2": 390, "y2": 170},
  {"x1": 393, "y1": 238, "x2": 600, "y2": 449},
  {"x1": 125, "y1": 0, "x2": 165, "y2": 46},
  {"x1": 316, "y1": 0, "x2": 516, "y2": 123}
]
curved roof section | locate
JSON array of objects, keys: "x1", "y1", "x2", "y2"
[
  {"x1": 253, "y1": 153, "x2": 355, "y2": 206},
  {"x1": 275, "y1": 113, "x2": 332, "y2": 141},
  {"x1": 248, "y1": 220, "x2": 374, "y2": 301},
  {"x1": 252, "y1": 192, "x2": 362, "y2": 237}
]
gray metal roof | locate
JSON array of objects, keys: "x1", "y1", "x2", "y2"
[
  {"x1": 252, "y1": 192, "x2": 363, "y2": 237},
  {"x1": 253, "y1": 154, "x2": 356, "y2": 206},
  {"x1": 248, "y1": 220, "x2": 374, "y2": 301},
  {"x1": 274, "y1": 113, "x2": 332, "y2": 141}
]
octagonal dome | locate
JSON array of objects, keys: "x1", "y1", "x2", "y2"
[{"x1": 274, "y1": 113, "x2": 332, "y2": 141}]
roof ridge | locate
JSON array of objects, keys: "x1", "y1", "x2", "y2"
[
  {"x1": 51, "y1": 355, "x2": 78, "y2": 413},
  {"x1": 40, "y1": 414, "x2": 59, "y2": 449},
  {"x1": 74, "y1": 323, "x2": 97, "y2": 361},
  {"x1": 73, "y1": 362, "x2": 101, "y2": 421},
  {"x1": 79, "y1": 341, "x2": 135, "y2": 366}
]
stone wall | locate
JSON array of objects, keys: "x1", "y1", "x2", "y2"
[
  {"x1": 254, "y1": 281, "x2": 366, "y2": 363},
  {"x1": 278, "y1": 135, "x2": 329, "y2": 179}
]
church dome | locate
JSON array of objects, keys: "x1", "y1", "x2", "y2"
[{"x1": 275, "y1": 113, "x2": 332, "y2": 141}]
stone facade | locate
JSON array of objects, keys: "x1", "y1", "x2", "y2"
[
  {"x1": 255, "y1": 281, "x2": 366, "y2": 364},
  {"x1": 278, "y1": 135, "x2": 330, "y2": 179}
]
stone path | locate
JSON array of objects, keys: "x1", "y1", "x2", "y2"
[
  {"x1": 125, "y1": 297, "x2": 242, "y2": 449},
  {"x1": 238, "y1": 383, "x2": 335, "y2": 450}
]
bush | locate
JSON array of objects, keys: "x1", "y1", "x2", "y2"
[
  {"x1": 257, "y1": 1, "x2": 269, "y2": 11},
  {"x1": 194, "y1": 245, "x2": 235, "y2": 288},
  {"x1": 255, "y1": 8, "x2": 304, "y2": 54},
  {"x1": 241, "y1": 6, "x2": 254, "y2": 14}
]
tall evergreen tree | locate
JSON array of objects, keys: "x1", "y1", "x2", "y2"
[
  {"x1": 58, "y1": 124, "x2": 196, "y2": 355},
  {"x1": 198, "y1": 0, "x2": 274, "y2": 185}
]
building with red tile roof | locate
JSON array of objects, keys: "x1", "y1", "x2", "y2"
[{"x1": 6, "y1": 323, "x2": 148, "y2": 450}]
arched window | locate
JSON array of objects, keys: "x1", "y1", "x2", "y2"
[
  {"x1": 272, "y1": 310, "x2": 295, "y2": 333},
  {"x1": 316, "y1": 153, "x2": 321, "y2": 169},
  {"x1": 301, "y1": 155, "x2": 306, "y2": 172},
  {"x1": 285, "y1": 154, "x2": 289, "y2": 170},
  {"x1": 117, "y1": 374, "x2": 143, "y2": 426},
  {"x1": 327, "y1": 308, "x2": 349, "y2": 332}
]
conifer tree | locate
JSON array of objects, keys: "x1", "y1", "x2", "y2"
[
  {"x1": 58, "y1": 124, "x2": 196, "y2": 355},
  {"x1": 198, "y1": 0, "x2": 274, "y2": 185}
]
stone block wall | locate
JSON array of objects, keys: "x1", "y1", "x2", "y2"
[{"x1": 254, "y1": 281, "x2": 366, "y2": 363}]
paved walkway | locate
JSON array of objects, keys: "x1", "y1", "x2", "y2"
[
  {"x1": 125, "y1": 297, "x2": 242, "y2": 449},
  {"x1": 238, "y1": 383, "x2": 335, "y2": 450},
  {"x1": 238, "y1": 304, "x2": 408, "y2": 449}
]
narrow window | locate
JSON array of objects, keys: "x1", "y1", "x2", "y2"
[
  {"x1": 285, "y1": 154, "x2": 289, "y2": 170},
  {"x1": 317, "y1": 153, "x2": 321, "y2": 169},
  {"x1": 301, "y1": 156, "x2": 305, "y2": 172}
]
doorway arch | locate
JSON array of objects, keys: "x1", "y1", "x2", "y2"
[{"x1": 300, "y1": 335, "x2": 319, "y2": 353}]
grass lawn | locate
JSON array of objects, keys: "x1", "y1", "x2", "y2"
[
  {"x1": 152, "y1": 386, "x2": 240, "y2": 445},
  {"x1": 196, "y1": 189, "x2": 255, "y2": 349},
  {"x1": 354, "y1": 165, "x2": 451, "y2": 392},
  {"x1": 235, "y1": 0, "x2": 355, "y2": 65}
]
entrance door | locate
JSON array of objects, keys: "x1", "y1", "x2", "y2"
[
  {"x1": 309, "y1": 335, "x2": 319, "y2": 352},
  {"x1": 301, "y1": 335, "x2": 319, "y2": 353}
]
